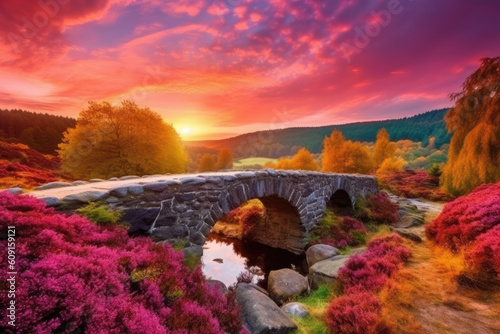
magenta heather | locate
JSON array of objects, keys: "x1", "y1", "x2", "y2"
[
  {"x1": 0, "y1": 193, "x2": 243, "y2": 333},
  {"x1": 326, "y1": 234, "x2": 411, "y2": 333}
]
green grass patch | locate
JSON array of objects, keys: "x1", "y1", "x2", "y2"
[
  {"x1": 76, "y1": 202, "x2": 123, "y2": 226},
  {"x1": 233, "y1": 157, "x2": 277, "y2": 168},
  {"x1": 292, "y1": 285, "x2": 339, "y2": 334}
]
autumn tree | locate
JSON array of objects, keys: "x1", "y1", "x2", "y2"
[
  {"x1": 198, "y1": 153, "x2": 216, "y2": 172},
  {"x1": 58, "y1": 101, "x2": 187, "y2": 179},
  {"x1": 215, "y1": 148, "x2": 233, "y2": 170},
  {"x1": 266, "y1": 147, "x2": 319, "y2": 171},
  {"x1": 372, "y1": 128, "x2": 397, "y2": 167},
  {"x1": 441, "y1": 57, "x2": 500, "y2": 195},
  {"x1": 322, "y1": 130, "x2": 373, "y2": 174},
  {"x1": 289, "y1": 148, "x2": 320, "y2": 171}
]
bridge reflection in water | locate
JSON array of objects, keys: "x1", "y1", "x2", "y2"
[{"x1": 201, "y1": 233, "x2": 307, "y2": 288}]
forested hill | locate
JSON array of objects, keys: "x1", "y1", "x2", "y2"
[
  {"x1": 0, "y1": 109, "x2": 76, "y2": 154},
  {"x1": 186, "y1": 108, "x2": 451, "y2": 158}
]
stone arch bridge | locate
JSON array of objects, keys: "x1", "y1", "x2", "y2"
[{"x1": 32, "y1": 170, "x2": 378, "y2": 254}]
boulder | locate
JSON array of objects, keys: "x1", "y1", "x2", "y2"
[
  {"x1": 89, "y1": 178, "x2": 106, "y2": 183},
  {"x1": 35, "y1": 181, "x2": 72, "y2": 190},
  {"x1": 183, "y1": 245, "x2": 203, "y2": 258},
  {"x1": 189, "y1": 230, "x2": 206, "y2": 245},
  {"x1": 127, "y1": 184, "x2": 144, "y2": 195},
  {"x1": 106, "y1": 197, "x2": 119, "y2": 204},
  {"x1": 308, "y1": 255, "x2": 350, "y2": 289},
  {"x1": 6, "y1": 187, "x2": 23, "y2": 195},
  {"x1": 63, "y1": 191, "x2": 108, "y2": 203},
  {"x1": 222, "y1": 175, "x2": 237, "y2": 182},
  {"x1": 235, "y1": 172, "x2": 256, "y2": 179},
  {"x1": 41, "y1": 197, "x2": 61, "y2": 207},
  {"x1": 266, "y1": 168, "x2": 278, "y2": 176},
  {"x1": 151, "y1": 226, "x2": 189, "y2": 241},
  {"x1": 175, "y1": 192, "x2": 197, "y2": 202},
  {"x1": 268, "y1": 269, "x2": 309, "y2": 304},
  {"x1": 71, "y1": 180, "x2": 88, "y2": 186},
  {"x1": 119, "y1": 175, "x2": 140, "y2": 180},
  {"x1": 206, "y1": 280, "x2": 228, "y2": 294},
  {"x1": 306, "y1": 244, "x2": 340, "y2": 268},
  {"x1": 397, "y1": 214, "x2": 425, "y2": 228},
  {"x1": 180, "y1": 177, "x2": 206, "y2": 185},
  {"x1": 236, "y1": 283, "x2": 297, "y2": 334},
  {"x1": 143, "y1": 182, "x2": 171, "y2": 192},
  {"x1": 122, "y1": 208, "x2": 160, "y2": 235},
  {"x1": 391, "y1": 228, "x2": 423, "y2": 243},
  {"x1": 109, "y1": 186, "x2": 129, "y2": 197},
  {"x1": 281, "y1": 302, "x2": 309, "y2": 318}
]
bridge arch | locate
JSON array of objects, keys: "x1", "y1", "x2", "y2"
[
  {"x1": 144, "y1": 171, "x2": 378, "y2": 254},
  {"x1": 327, "y1": 189, "x2": 355, "y2": 216},
  {"x1": 214, "y1": 195, "x2": 306, "y2": 254}
]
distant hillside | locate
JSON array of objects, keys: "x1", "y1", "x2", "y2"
[
  {"x1": 0, "y1": 109, "x2": 76, "y2": 154},
  {"x1": 0, "y1": 141, "x2": 72, "y2": 189},
  {"x1": 186, "y1": 109, "x2": 451, "y2": 158}
]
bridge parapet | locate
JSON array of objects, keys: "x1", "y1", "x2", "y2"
[{"x1": 33, "y1": 169, "x2": 378, "y2": 254}]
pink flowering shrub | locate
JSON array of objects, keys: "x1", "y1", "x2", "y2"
[
  {"x1": 425, "y1": 182, "x2": 500, "y2": 252},
  {"x1": 465, "y1": 225, "x2": 500, "y2": 281},
  {"x1": 0, "y1": 193, "x2": 244, "y2": 334},
  {"x1": 326, "y1": 234, "x2": 410, "y2": 334},
  {"x1": 378, "y1": 169, "x2": 454, "y2": 202},
  {"x1": 311, "y1": 212, "x2": 367, "y2": 249},
  {"x1": 356, "y1": 192, "x2": 399, "y2": 226},
  {"x1": 338, "y1": 234, "x2": 411, "y2": 294},
  {"x1": 325, "y1": 291, "x2": 382, "y2": 334}
]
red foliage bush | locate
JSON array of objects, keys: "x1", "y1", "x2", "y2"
[
  {"x1": 0, "y1": 141, "x2": 59, "y2": 170},
  {"x1": 356, "y1": 192, "x2": 399, "y2": 226},
  {"x1": 465, "y1": 225, "x2": 500, "y2": 281},
  {"x1": 315, "y1": 216, "x2": 367, "y2": 249},
  {"x1": 0, "y1": 161, "x2": 60, "y2": 188},
  {"x1": 338, "y1": 234, "x2": 411, "y2": 293},
  {"x1": 378, "y1": 170, "x2": 454, "y2": 202},
  {"x1": 0, "y1": 193, "x2": 244, "y2": 334},
  {"x1": 240, "y1": 205, "x2": 265, "y2": 237},
  {"x1": 325, "y1": 292, "x2": 382, "y2": 334},
  {"x1": 326, "y1": 234, "x2": 410, "y2": 334},
  {"x1": 425, "y1": 182, "x2": 500, "y2": 252}
]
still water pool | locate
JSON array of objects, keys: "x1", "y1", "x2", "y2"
[{"x1": 201, "y1": 233, "x2": 307, "y2": 288}]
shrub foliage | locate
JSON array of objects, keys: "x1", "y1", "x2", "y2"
[
  {"x1": 426, "y1": 181, "x2": 500, "y2": 281},
  {"x1": 0, "y1": 193, "x2": 244, "y2": 334},
  {"x1": 326, "y1": 234, "x2": 411, "y2": 334}
]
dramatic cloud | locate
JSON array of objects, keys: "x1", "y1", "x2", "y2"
[{"x1": 0, "y1": 0, "x2": 499, "y2": 139}]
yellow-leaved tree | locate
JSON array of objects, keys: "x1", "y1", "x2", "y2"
[
  {"x1": 322, "y1": 130, "x2": 373, "y2": 174},
  {"x1": 59, "y1": 101, "x2": 187, "y2": 179},
  {"x1": 372, "y1": 128, "x2": 397, "y2": 168},
  {"x1": 265, "y1": 147, "x2": 319, "y2": 171},
  {"x1": 198, "y1": 153, "x2": 216, "y2": 172},
  {"x1": 441, "y1": 57, "x2": 500, "y2": 195},
  {"x1": 215, "y1": 148, "x2": 234, "y2": 170}
]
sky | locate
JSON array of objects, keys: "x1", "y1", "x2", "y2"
[{"x1": 1, "y1": 0, "x2": 499, "y2": 140}]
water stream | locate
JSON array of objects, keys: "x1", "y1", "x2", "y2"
[{"x1": 201, "y1": 233, "x2": 307, "y2": 288}]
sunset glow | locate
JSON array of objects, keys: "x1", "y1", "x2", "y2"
[{"x1": 1, "y1": 0, "x2": 499, "y2": 139}]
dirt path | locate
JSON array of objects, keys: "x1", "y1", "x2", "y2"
[{"x1": 386, "y1": 195, "x2": 500, "y2": 334}]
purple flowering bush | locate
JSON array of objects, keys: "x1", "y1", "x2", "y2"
[
  {"x1": 326, "y1": 234, "x2": 411, "y2": 334},
  {"x1": 0, "y1": 193, "x2": 244, "y2": 334}
]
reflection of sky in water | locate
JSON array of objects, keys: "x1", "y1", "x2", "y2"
[{"x1": 201, "y1": 238, "x2": 263, "y2": 287}]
